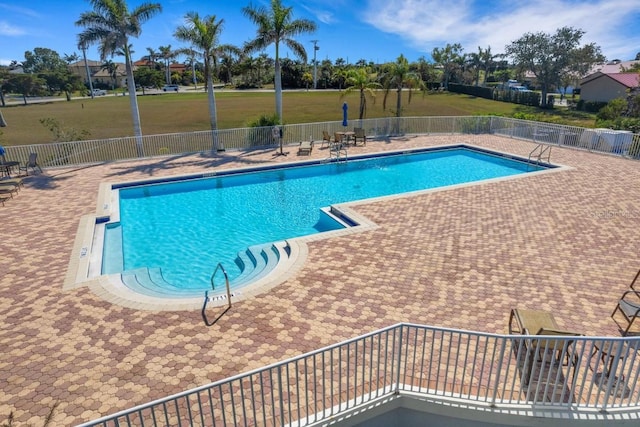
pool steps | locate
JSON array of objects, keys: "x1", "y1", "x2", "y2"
[{"x1": 120, "y1": 242, "x2": 285, "y2": 298}]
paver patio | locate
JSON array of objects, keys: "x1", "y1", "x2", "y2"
[{"x1": 0, "y1": 134, "x2": 639, "y2": 425}]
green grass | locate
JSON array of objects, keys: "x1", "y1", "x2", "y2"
[{"x1": 0, "y1": 90, "x2": 597, "y2": 146}]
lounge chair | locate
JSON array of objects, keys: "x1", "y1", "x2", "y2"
[
  {"x1": 509, "y1": 309, "x2": 581, "y2": 378},
  {"x1": 0, "y1": 184, "x2": 18, "y2": 198},
  {"x1": 0, "y1": 177, "x2": 23, "y2": 189},
  {"x1": 0, "y1": 195, "x2": 9, "y2": 206},
  {"x1": 611, "y1": 290, "x2": 640, "y2": 335},
  {"x1": 353, "y1": 127, "x2": 367, "y2": 146},
  {"x1": 321, "y1": 131, "x2": 332, "y2": 148},
  {"x1": 18, "y1": 153, "x2": 42, "y2": 175},
  {"x1": 297, "y1": 140, "x2": 313, "y2": 155}
]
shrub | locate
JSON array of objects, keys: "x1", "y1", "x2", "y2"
[
  {"x1": 245, "y1": 113, "x2": 282, "y2": 147},
  {"x1": 447, "y1": 83, "x2": 494, "y2": 100},
  {"x1": 246, "y1": 113, "x2": 280, "y2": 128},
  {"x1": 597, "y1": 98, "x2": 627, "y2": 121},
  {"x1": 577, "y1": 100, "x2": 607, "y2": 113}
]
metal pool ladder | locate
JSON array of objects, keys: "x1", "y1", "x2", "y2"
[
  {"x1": 202, "y1": 263, "x2": 232, "y2": 325},
  {"x1": 527, "y1": 143, "x2": 551, "y2": 170},
  {"x1": 329, "y1": 141, "x2": 348, "y2": 161}
]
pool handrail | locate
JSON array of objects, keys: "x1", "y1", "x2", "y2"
[{"x1": 203, "y1": 263, "x2": 232, "y2": 324}]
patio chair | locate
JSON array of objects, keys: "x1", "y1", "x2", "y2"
[
  {"x1": 321, "y1": 131, "x2": 332, "y2": 148},
  {"x1": 611, "y1": 290, "x2": 640, "y2": 335},
  {"x1": 509, "y1": 309, "x2": 581, "y2": 381},
  {"x1": 0, "y1": 195, "x2": 9, "y2": 206},
  {"x1": 353, "y1": 127, "x2": 367, "y2": 146},
  {"x1": 297, "y1": 140, "x2": 313, "y2": 156},
  {"x1": 629, "y1": 268, "x2": 640, "y2": 290},
  {"x1": 18, "y1": 153, "x2": 42, "y2": 175}
]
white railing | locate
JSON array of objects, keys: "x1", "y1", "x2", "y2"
[
  {"x1": 5, "y1": 117, "x2": 637, "y2": 170},
  {"x1": 78, "y1": 323, "x2": 640, "y2": 426}
]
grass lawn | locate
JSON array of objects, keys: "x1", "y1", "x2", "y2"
[{"x1": 0, "y1": 90, "x2": 597, "y2": 146}]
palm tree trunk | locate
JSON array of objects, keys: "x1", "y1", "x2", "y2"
[
  {"x1": 359, "y1": 90, "x2": 365, "y2": 120},
  {"x1": 274, "y1": 58, "x2": 283, "y2": 123},
  {"x1": 396, "y1": 87, "x2": 402, "y2": 117},
  {"x1": 125, "y1": 54, "x2": 144, "y2": 156},
  {"x1": 207, "y1": 68, "x2": 220, "y2": 151}
]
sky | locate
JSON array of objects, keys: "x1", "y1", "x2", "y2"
[{"x1": 1, "y1": 0, "x2": 640, "y2": 67}]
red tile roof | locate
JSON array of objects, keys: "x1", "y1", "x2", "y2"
[
  {"x1": 607, "y1": 73, "x2": 640, "y2": 87},
  {"x1": 581, "y1": 71, "x2": 640, "y2": 87}
]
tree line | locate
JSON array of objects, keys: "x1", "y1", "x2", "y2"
[{"x1": 0, "y1": 0, "x2": 614, "y2": 142}]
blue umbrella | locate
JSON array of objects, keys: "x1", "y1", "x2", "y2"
[{"x1": 342, "y1": 102, "x2": 348, "y2": 127}]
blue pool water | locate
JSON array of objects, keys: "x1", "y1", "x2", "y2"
[{"x1": 103, "y1": 146, "x2": 548, "y2": 292}]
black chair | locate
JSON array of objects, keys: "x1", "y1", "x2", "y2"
[
  {"x1": 19, "y1": 153, "x2": 42, "y2": 175},
  {"x1": 612, "y1": 290, "x2": 640, "y2": 335}
]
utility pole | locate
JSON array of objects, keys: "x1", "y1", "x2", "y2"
[{"x1": 311, "y1": 40, "x2": 319, "y2": 89}]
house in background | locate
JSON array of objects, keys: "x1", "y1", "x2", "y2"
[
  {"x1": 92, "y1": 63, "x2": 128, "y2": 88},
  {"x1": 68, "y1": 60, "x2": 102, "y2": 84},
  {"x1": 579, "y1": 72, "x2": 640, "y2": 102},
  {"x1": 590, "y1": 59, "x2": 640, "y2": 74}
]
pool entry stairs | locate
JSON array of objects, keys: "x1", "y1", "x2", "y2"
[{"x1": 119, "y1": 241, "x2": 290, "y2": 298}]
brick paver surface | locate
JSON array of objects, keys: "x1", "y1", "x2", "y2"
[{"x1": 0, "y1": 135, "x2": 639, "y2": 425}]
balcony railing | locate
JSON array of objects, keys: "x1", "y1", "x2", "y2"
[
  {"x1": 78, "y1": 323, "x2": 640, "y2": 426},
  {"x1": 3, "y1": 117, "x2": 638, "y2": 170}
]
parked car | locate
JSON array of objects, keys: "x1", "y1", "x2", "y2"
[
  {"x1": 91, "y1": 89, "x2": 107, "y2": 96},
  {"x1": 509, "y1": 85, "x2": 532, "y2": 92},
  {"x1": 163, "y1": 84, "x2": 179, "y2": 92}
]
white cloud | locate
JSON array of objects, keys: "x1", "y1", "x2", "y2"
[
  {"x1": 0, "y1": 3, "x2": 40, "y2": 18},
  {"x1": 0, "y1": 20, "x2": 26, "y2": 36},
  {"x1": 361, "y1": 0, "x2": 640, "y2": 60}
]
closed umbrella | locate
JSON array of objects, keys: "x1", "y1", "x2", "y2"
[{"x1": 342, "y1": 102, "x2": 348, "y2": 127}]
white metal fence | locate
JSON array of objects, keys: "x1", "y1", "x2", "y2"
[
  {"x1": 4, "y1": 117, "x2": 638, "y2": 169},
  {"x1": 78, "y1": 323, "x2": 640, "y2": 426}
]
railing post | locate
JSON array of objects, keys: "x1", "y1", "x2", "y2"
[
  {"x1": 277, "y1": 365, "x2": 285, "y2": 426},
  {"x1": 395, "y1": 324, "x2": 404, "y2": 393},
  {"x1": 490, "y1": 337, "x2": 507, "y2": 407}
]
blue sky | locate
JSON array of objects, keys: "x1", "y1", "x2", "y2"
[{"x1": 1, "y1": 0, "x2": 640, "y2": 66}]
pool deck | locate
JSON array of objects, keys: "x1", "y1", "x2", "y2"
[{"x1": 1, "y1": 134, "x2": 639, "y2": 425}]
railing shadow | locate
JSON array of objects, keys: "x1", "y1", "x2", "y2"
[{"x1": 103, "y1": 148, "x2": 277, "y2": 179}]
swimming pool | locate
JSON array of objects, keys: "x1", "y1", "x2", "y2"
[{"x1": 100, "y1": 145, "x2": 551, "y2": 297}]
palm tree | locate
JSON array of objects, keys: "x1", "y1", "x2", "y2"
[
  {"x1": 174, "y1": 12, "x2": 224, "y2": 150},
  {"x1": 158, "y1": 44, "x2": 174, "y2": 84},
  {"x1": 145, "y1": 46, "x2": 159, "y2": 68},
  {"x1": 215, "y1": 44, "x2": 242, "y2": 84},
  {"x1": 341, "y1": 68, "x2": 381, "y2": 120},
  {"x1": 381, "y1": 54, "x2": 424, "y2": 118},
  {"x1": 63, "y1": 52, "x2": 80, "y2": 64},
  {"x1": 100, "y1": 59, "x2": 118, "y2": 89},
  {"x1": 242, "y1": 0, "x2": 316, "y2": 124},
  {"x1": 76, "y1": 0, "x2": 162, "y2": 155},
  {"x1": 479, "y1": 46, "x2": 495, "y2": 85},
  {"x1": 467, "y1": 48, "x2": 483, "y2": 86}
]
